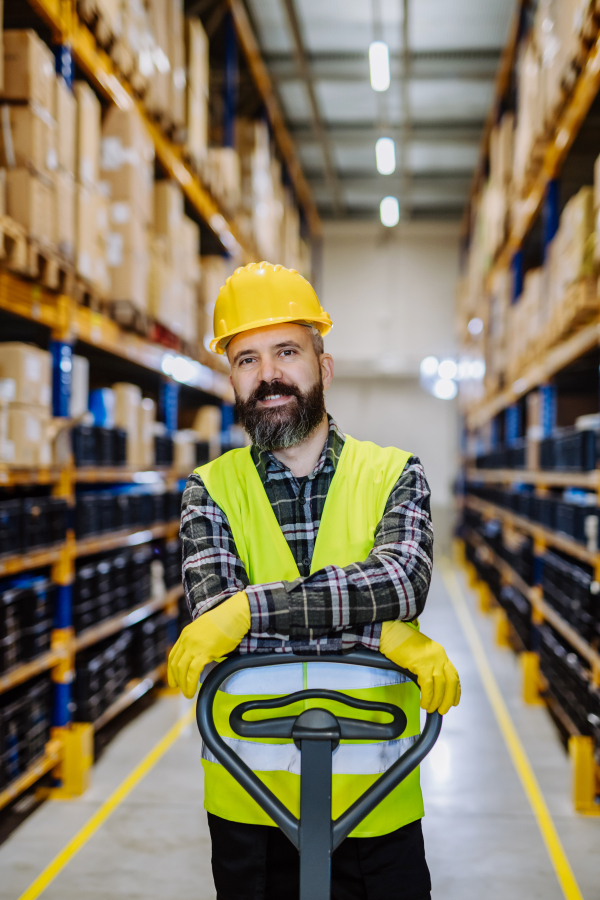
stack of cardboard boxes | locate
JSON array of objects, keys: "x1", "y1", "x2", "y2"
[
  {"x1": 149, "y1": 180, "x2": 201, "y2": 342},
  {"x1": 1, "y1": 31, "x2": 58, "y2": 249},
  {"x1": 185, "y1": 18, "x2": 209, "y2": 171},
  {"x1": 74, "y1": 80, "x2": 104, "y2": 290},
  {"x1": 0, "y1": 343, "x2": 52, "y2": 466},
  {"x1": 101, "y1": 106, "x2": 155, "y2": 313}
]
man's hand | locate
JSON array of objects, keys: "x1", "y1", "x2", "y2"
[
  {"x1": 167, "y1": 591, "x2": 251, "y2": 698},
  {"x1": 380, "y1": 620, "x2": 461, "y2": 715}
]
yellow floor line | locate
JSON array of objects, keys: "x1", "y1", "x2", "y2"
[
  {"x1": 439, "y1": 560, "x2": 584, "y2": 900},
  {"x1": 18, "y1": 704, "x2": 195, "y2": 900}
]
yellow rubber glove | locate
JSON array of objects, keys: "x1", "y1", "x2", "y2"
[
  {"x1": 380, "y1": 620, "x2": 461, "y2": 715},
  {"x1": 167, "y1": 591, "x2": 250, "y2": 699}
]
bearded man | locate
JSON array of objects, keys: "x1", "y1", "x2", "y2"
[{"x1": 169, "y1": 262, "x2": 460, "y2": 900}]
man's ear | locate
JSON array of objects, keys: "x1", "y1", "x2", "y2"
[{"x1": 321, "y1": 353, "x2": 334, "y2": 390}]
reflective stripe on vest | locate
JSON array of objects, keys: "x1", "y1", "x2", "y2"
[
  {"x1": 196, "y1": 435, "x2": 423, "y2": 838},
  {"x1": 202, "y1": 733, "x2": 419, "y2": 775},
  {"x1": 220, "y1": 662, "x2": 411, "y2": 695}
]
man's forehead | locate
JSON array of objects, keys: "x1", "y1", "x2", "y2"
[{"x1": 227, "y1": 322, "x2": 311, "y2": 355}]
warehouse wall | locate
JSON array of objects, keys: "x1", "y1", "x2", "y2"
[{"x1": 321, "y1": 220, "x2": 460, "y2": 552}]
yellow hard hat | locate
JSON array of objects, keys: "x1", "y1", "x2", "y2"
[{"x1": 210, "y1": 261, "x2": 333, "y2": 354}]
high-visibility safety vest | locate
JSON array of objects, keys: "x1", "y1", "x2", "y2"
[{"x1": 195, "y1": 435, "x2": 423, "y2": 837}]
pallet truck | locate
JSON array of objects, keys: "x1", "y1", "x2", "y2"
[{"x1": 197, "y1": 649, "x2": 442, "y2": 900}]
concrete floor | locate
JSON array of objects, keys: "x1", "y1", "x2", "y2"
[{"x1": 1, "y1": 563, "x2": 599, "y2": 900}]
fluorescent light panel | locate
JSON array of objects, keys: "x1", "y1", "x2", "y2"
[
  {"x1": 380, "y1": 196, "x2": 399, "y2": 227},
  {"x1": 369, "y1": 41, "x2": 390, "y2": 92},
  {"x1": 376, "y1": 137, "x2": 396, "y2": 174}
]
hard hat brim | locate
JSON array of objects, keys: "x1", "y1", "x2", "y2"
[{"x1": 210, "y1": 314, "x2": 333, "y2": 354}]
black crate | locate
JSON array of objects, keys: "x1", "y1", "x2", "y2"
[
  {"x1": 0, "y1": 676, "x2": 52, "y2": 788},
  {"x1": 72, "y1": 424, "x2": 96, "y2": 467},
  {"x1": 75, "y1": 493, "x2": 100, "y2": 538},
  {"x1": 113, "y1": 429, "x2": 127, "y2": 466},
  {"x1": 22, "y1": 498, "x2": 47, "y2": 549},
  {"x1": 155, "y1": 435, "x2": 174, "y2": 466},
  {"x1": 165, "y1": 488, "x2": 182, "y2": 522},
  {"x1": 0, "y1": 500, "x2": 22, "y2": 556},
  {"x1": 195, "y1": 441, "x2": 210, "y2": 466},
  {"x1": 94, "y1": 427, "x2": 115, "y2": 466}
]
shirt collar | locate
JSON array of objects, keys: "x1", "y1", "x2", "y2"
[{"x1": 251, "y1": 415, "x2": 346, "y2": 482}]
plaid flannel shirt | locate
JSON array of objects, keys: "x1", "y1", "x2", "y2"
[{"x1": 180, "y1": 417, "x2": 433, "y2": 654}]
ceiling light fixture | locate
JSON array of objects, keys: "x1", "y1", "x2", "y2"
[
  {"x1": 369, "y1": 41, "x2": 390, "y2": 92},
  {"x1": 380, "y1": 196, "x2": 399, "y2": 227},
  {"x1": 376, "y1": 137, "x2": 396, "y2": 174}
]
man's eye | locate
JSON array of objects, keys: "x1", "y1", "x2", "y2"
[
  {"x1": 280, "y1": 349, "x2": 295, "y2": 357},
  {"x1": 239, "y1": 357, "x2": 255, "y2": 366}
]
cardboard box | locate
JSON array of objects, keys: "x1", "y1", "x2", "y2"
[
  {"x1": 167, "y1": 0, "x2": 186, "y2": 131},
  {"x1": 0, "y1": 103, "x2": 57, "y2": 175},
  {"x1": 2, "y1": 30, "x2": 55, "y2": 112},
  {"x1": 8, "y1": 403, "x2": 51, "y2": 466},
  {"x1": 75, "y1": 183, "x2": 96, "y2": 280},
  {"x1": 113, "y1": 382, "x2": 141, "y2": 465},
  {"x1": 106, "y1": 214, "x2": 149, "y2": 311},
  {"x1": 154, "y1": 180, "x2": 184, "y2": 235},
  {"x1": 148, "y1": 234, "x2": 172, "y2": 327},
  {"x1": 180, "y1": 216, "x2": 201, "y2": 283},
  {"x1": 145, "y1": 0, "x2": 170, "y2": 119},
  {"x1": 0, "y1": 343, "x2": 51, "y2": 408},
  {"x1": 186, "y1": 18, "x2": 209, "y2": 167},
  {"x1": 74, "y1": 81, "x2": 101, "y2": 187},
  {"x1": 138, "y1": 397, "x2": 156, "y2": 468},
  {"x1": 100, "y1": 106, "x2": 155, "y2": 224},
  {"x1": 55, "y1": 75, "x2": 76, "y2": 175},
  {"x1": 6, "y1": 167, "x2": 55, "y2": 245},
  {"x1": 55, "y1": 168, "x2": 75, "y2": 261},
  {"x1": 69, "y1": 355, "x2": 90, "y2": 419}
]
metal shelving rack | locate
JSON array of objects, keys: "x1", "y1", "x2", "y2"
[
  {"x1": 2, "y1": 0, "x2": 317, "y2": 814},
  {"x1": 460, "y1": 9, "x2": 600, "y2": 815}
]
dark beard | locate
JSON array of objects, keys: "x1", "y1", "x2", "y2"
[{"x1": 234, "y1": 375, "x2": 326, "y2": 451}]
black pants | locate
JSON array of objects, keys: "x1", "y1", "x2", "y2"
[{"x1": 208, "y1": 813, "x2": 431, "y2": 900}]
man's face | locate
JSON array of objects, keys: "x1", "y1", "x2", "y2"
[{"x1": 227, "y1": 323, "x2": 333, "y2": 450}]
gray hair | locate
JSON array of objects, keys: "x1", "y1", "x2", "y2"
[{"x1": 310, "y1": 327, "x2": 324, "y2": 356}]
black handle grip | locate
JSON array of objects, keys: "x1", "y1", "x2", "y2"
[
  {"x1": 230, "y1": 687, "x2": 407, "y2": 742},
  {"x1": 196, "y1": 650, "x2": 442, "y2": 851}
]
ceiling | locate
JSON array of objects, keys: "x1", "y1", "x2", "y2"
[{"x1": 245, "y1": 0, "x2": 516, "y2": 222}]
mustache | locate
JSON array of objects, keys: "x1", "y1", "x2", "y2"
[{"x1": 249, "y1": 380, "x2": 303, "y2": 403}]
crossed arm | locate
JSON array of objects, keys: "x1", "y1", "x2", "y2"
[{"x1": 169, "y1": 460, "x2": 460, "y2": 713}]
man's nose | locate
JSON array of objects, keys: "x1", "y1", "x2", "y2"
[{"x1": 257, "y1": 357, "x2": 282, "y2": 383}]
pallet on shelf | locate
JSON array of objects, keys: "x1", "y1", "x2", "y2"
[
  {"x1": 0, "y1": 215, "x2": 28, "y2": 274},
  {"x1": 25, "y1": 241, "x2": 75, "y2": 295}
]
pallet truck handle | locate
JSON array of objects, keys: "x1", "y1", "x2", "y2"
[{"x1": 196, "y1": 648, "x2": 442, "y2": 851}]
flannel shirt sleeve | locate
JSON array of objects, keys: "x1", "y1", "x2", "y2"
[
  {"x1": 245, "y1": 456, "x2": 434, "y2": 641},
  {"x1": 180, "y1": 473, "x2": 250, "y2": 619}
]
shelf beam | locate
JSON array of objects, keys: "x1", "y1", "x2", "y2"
[
  {"x1": 75, "y1": 585, "x2": 183, "y2": 652},
  {"x1": 465, "y1": 467, "x2": 600, "y2": 489},
  {"x1": 74, "y1": 521, "x2": 180, "y2": 558},
  {"x1": 463, "y1": 528, "x2": 600, "y2": 672},
  {"x1": 464, "y1": 494, "x2": 598, "y2": 566},
  {"x1": 0, "y1": 739, "x2": 61, "y2": 814},
  {"x1": 0, "y1": 649, "x2": 65, "y2": 696},
  {"x1": 92, "y1": 664, "x2": 167, "y2": 731}
]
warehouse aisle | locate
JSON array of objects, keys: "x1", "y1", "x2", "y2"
[{"x1": 0, "y1": 564, "x2": 598, "y2": 900}]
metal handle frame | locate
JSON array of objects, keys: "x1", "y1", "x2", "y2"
[{"x1": 196, "y1": 649, "x2": 442, "y2": 852}]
